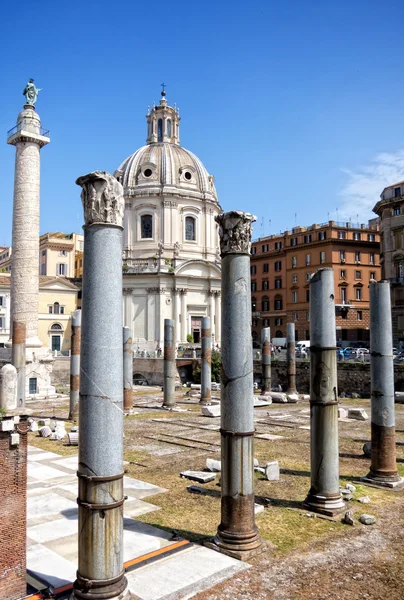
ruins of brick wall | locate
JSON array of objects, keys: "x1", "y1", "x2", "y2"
[
  {"x1": 50, "y1": 357, "x2": 70, "y2": 387},
  {"x1": 0, "y1": 417, "x2": 28, "y2": 600}
]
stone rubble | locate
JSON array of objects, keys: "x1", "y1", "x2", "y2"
[
  {"x1": 39, "y1": 426, "x2": 52, "y2": 438},
  {"x1": 201, "y1": 404, "x2": 221, "y2": 417},
  {"x1": 358, "y1": 496, "x2": 371, "y2": 504},
  {"x1": 206, "y1": 459, "x2": 221, "y2": 472},
  {"x1": 348, "y1": 408, "x2": 368, "y2": 421},
  {"x1": 343, "y1": 510, "x2": 355, "y2": 526},
  {"x1": 359, "y1": 514, "x2": 376, "y2": 525},
  {"x1": 265, "y1": 461, "x2": 280, "y2": 481},
  {"x1": 363, "y1": 441, "x2": 371, "y2": 458},
  {"x1": 180, "y1": 471, "x2": 216, "y2": 483}
]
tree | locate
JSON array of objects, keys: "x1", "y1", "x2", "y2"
[{"x1": 192, "y1": 350, "x2": 221, "y2": 383}]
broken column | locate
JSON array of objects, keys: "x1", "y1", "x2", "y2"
[
  {"x1": 211, "y1": 210, "x2": 262, "y2": 559},
  {"x1": 305, "y1": 268, "x2": 345, "y2": 516},
  {"x1": 12, "y1": 321, "x2": 26, "y2": 407},
  {"x1": 163, "y1": 318, "x2": 176, "y2": 408},
  {"x1": 123, "y1": 327, "x2": 133, "y2": 413},
  {"x1": 74, "y1": 171, "x2": 129, "y2": 600},
  {"x1": 200, "y1": 316, "x2": 212, "y2": 405},
  {"x1": 362, "y1": 281, "x2": 402, "y2": 487},
  {"x1": 0, "y1": 364, "x2": 17, "y2": 410},
  {"x1": 69, "y1": 309, "x2": 81, "y2": 421},
  {"x1": 261, "y1": 327, "x2": 271, "y2": 394},
  {"x1": 286, "y1": 322, "x2": 297, "y2": 398}
]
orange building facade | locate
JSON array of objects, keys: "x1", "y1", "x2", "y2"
[{"x1": 250, "y1": 220, "x2": 380, "y2": 344}]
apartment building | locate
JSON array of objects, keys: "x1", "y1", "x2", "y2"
[
  {"x1": 0, "y1": 232, "x2": 84, "y2": 278},
  {"x1": 374, "y1": 180, "x2": 404, "y2": 346},
  {"x1": 250, "y1": 220, "x2": 380, "y2": 344}
]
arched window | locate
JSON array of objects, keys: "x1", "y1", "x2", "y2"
[
  {"x1": 167, "y1": 119, "x2": 172, "y2": 137},
  {"x1": 252, "y1": 331, "x2": 258, "y2": 342},
  {"x1": 275, "y1": 330, "x2": 283, "y2": 337},
  {"x1": 50, "y1": 323, "x2": 62, "y2": 330},
  {"x1": 141, "y1": 215, "x2": 153, "y2": 239},
  {"x1": 157, "y1": 119, "x2": 163, "y2": 142},
  {"x1": 53, "y1": 302, "x2": 60, "y2": 314},
  {"x1": 251, "y1": 296, "x2": 257, "y2": 312},
  {"x1": 185, "y1": 216, "x2": 196, "y2": 241},
  {"x1": 261, "y1": 296, "x2": 269, "y2": 312}
]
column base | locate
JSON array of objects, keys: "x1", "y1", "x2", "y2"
[
  {"x1": 356, "y1": 475, "x2": 404, "y2": 490},
  {"x1": 204, "y1": 529, "x2": 268, "y2": 561},
  {"x1": 73, "y1": 573, "x2": 131, "y2": 600},
  {"x1": 303, "y1": 492, "x2": 345, "y2": 517}
]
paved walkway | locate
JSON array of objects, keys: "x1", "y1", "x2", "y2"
[{"x1": 27, "y1": 446, "x2": 247, "y2": 598}]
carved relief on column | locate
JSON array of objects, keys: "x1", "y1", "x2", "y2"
[
  {"x1": 76, "y1": 171, "x2": 124, "y2": 228},
  {"x1": 215, "y1": 210, "x2": 256, "y2": 256}
]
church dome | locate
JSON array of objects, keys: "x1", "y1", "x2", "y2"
[
  {"x1": 115, "y1": 89, "x2": 217, "y2": 203},
  {"x1": 116, "y1": 143, "x2": 217, "y2": 202}
]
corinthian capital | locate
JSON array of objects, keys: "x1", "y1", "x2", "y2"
[
  {"x1": 76, "y1": 170, "x2": 124, "y2": 228},
  {"x1": 215, "y1": 210, "x2": 256, "y2": 256}
]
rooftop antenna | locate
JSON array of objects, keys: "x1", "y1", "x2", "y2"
[
  {"x1": 294, "y1": 212, "x2": 297, "y2": 225},
  {"x1": 261, "y1": 216, "x2": 264, "y2": 237},
  {"x1": 268, "y1": 219, "x2": 272, "y2": 234},
  {"x1": 336, "y1": 208, "x2": 339, "y2": 221}
]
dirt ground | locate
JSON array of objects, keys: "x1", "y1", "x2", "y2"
[{"x1": 27, "y1": 389, "x2": 404, "y2": 600}]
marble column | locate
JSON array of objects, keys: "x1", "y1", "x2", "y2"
[
  {"x1": 362, "y1": 281, "x2": 403, "y2": 487},
  {"x1": 215, "y1": 291, "x2": 221, "y2": 346},
  {"x1": 209, "y1": 291, "x2": 215, "y2": 341},
  {"x1": 74, "y1": 171, "x2": 130, "y2": 600},
  {"x1": 211, "y1": 210, "x2": 262, "y2": 560},
  {"x1": 174, "y1": 289, "x2": 181, "y2": 344},
  {"x1": 181, "y1": 290, "x2": 187, "y2": 341},
  {"x1": 200, "y1": 316, "x2": 212, "y2": 405},
  {"x1": 304, "y1": 268, "x2": 345, "y2": 516},
  {"x1": 163, "y1": 319, "x2": 176, "y2": 408},
  {"x1": 7, "y1": 102, "x2": 50, "y2": 348},
  {"x1": 123, "y1": 327, "x2": 133, "y2": 413},
  {"x1": 69, "y1": 310, "x2": 81, "y2": 421}
]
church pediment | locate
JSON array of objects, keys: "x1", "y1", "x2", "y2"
[{"x1": 175, "y1": 260, "x2": 221, "y2": 278}]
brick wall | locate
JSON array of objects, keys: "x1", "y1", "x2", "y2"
[{"x1": 0, "y1": 417, "x2": 28, "y2": 600}]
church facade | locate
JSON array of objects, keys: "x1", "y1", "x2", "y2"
[{"x1": 115, "y1": 91, "x2": 221, "y2": 350}]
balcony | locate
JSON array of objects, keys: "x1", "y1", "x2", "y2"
[
  {"x1": 7, "y1": 123, "x2": 50, "y2": 139},
  {"x1": 123, "y1": 258, "x2": 159, "y2": 274}
]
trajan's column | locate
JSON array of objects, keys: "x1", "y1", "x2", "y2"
[{"x1": 7, "y1": 79, "x2": 50, "y2": 349}]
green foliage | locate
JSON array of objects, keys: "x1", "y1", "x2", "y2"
[
  {"x1": 211, "y1": 350, "x2": 221, "y2": 382},
  {"x1": 187, "y1": 334, "x2": 194, "y2": 343},
  {"x1": 192, "y1": 350, "x2": 221, "y2": 384},
  {"x1": 0, "y1": 407, "x2": 7, "y2": 420}
]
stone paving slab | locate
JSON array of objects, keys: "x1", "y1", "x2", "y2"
[
  {"x1": 125, "y1": 545, "x2": 249, "y2": 600},
  {"x1": 26, "y1": 446, "x2": 248, "y2": 600}
]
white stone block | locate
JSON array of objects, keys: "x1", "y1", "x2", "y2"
[
  {"x1": 39, "y1": 426, "x2": 52, "y2": 438},
  {"x1": 254, "y1": 396, "x2": 272, "y2": 406},
  {"x1": 348, "y1": 408, "x2": 368, "y2": 421},
  {"x1": 338, "y1": 407, "x2": 348, "y2": 419},
  {"x1": 254, "y1": 503, "x2": 264, "y2": 515},
  {"x1": 180, "y1": 471, "x2": 216, "y2": 483},
  {"x1": 0, "y1": 364, "x2": 17, "y2": 410},
  {"x1": 10, "y1": 433, "x2": 20, "y2": 445},
  {"x1": 287, "y1": 393, "x2": 299, "y2": 403},
  {"x1": 269, "y1": 392, "x2": 288, "y2": 403},
  {"x1": 0, "y1": 419, "x2": 15, "y2": 432},
  {"x1": 265, "y1": 461, "x2": 280, "y2": 481},
  {"x1": 201, "y1": 404, "x2": 221, "y2": 417},
  {"x1": 206, "y1": 459, "x2": 221, "y2": 472}
]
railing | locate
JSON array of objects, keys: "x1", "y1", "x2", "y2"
[
  {"x1": 123, "y1": 258, "x2": 159, "y2": 274},
  {"x1": 390, "y1": 277, "x2": 404, "y2": 285},
  {"x1": 7, "y1": 123, "x2": 50, "y2": 138}
]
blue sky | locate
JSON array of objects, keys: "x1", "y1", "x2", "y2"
[{"x1": 1, "y1": 0, "x2": 404, "y2": 245}]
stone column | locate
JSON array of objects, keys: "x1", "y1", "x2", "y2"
[
  {"x1": 286, "y1": 322, "x2": 297, "y2": 395},
  {"x1": 74, "y1": 171, "x2": 130, "y2": 600},
  {"x1": 123, "y1": 327, "x2": 133, "y2": 413},
  {"x1": 69, "y1": 310, "x2": 81, "y2": 421},
  {"x1": 211, "y1": 210, "x2": 262, "y2": 560},
  {"x1": 174, "y1": 289, "x2": 181, "y2": 344},
  {"x1": 209, "y1": 291, "x2": 215, "y2": 341},
  {"x1": 362, "y1": 281, "x2": 403, "y2": 487},
  {"x1": 12, "y1": 321, "x2": 26, "y2": 407},
  {"x1": 200, "y1": 316, "x2": 212, "y2": 405},
  {"x1": 181, "y1": 290, "x2": 187, "y2": 342},
  {"x1": 261, "y1": 327, "x2": 271, "y2": 394},
  {"x1": 7, "y1": 104, "x2": 49, "y2": 349},
  {"x1": 215, "y1": 291, "x2": 221, "y2": 346},
  {"x1": 304, "y1": 268, "x2": 345, "y2": 516},
  {"x1": 163, "y1": 319, "x2": 176, "y2": 408}
]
